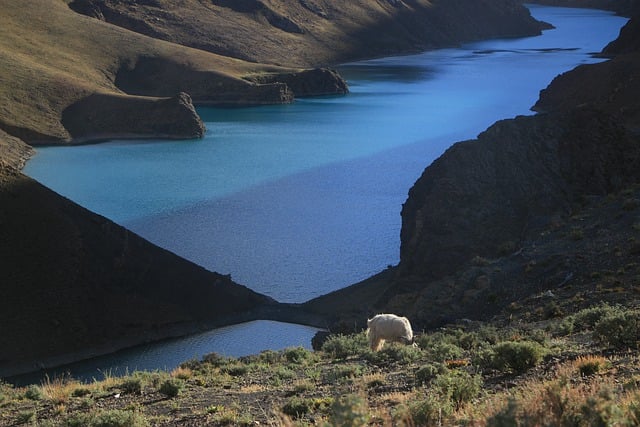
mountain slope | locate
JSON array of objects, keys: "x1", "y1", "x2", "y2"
[
  {"x1": 0, "y1": 0, "x2": 340, "y2": 146},
  {"x1": 0, "y1": 164, "x2": 278, "y2": 377},
  {"x1": 67, "y1": 0, "x2": 549, "y2": 67}
]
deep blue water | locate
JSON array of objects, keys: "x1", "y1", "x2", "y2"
[{"x1": 16, "y1": 5, "x2": 627, "y2": 382}]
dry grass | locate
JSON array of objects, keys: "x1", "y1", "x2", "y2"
[{"x1": 0, "y1": 0, "x2": 288, "y2": 143}]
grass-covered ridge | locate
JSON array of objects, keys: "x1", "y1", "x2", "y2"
[
  {"x1": 1, "y1": 303, "x2": 638, "y2": 426},
  {"x1": 0, "y1": 0, "x2": 295, "y2": 144}
]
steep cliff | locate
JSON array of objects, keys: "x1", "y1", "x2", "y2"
[
  {"x1": 399, "y1": 109, "x2": 640, "y2": 281},
  {"x1": 0, "y1": 165, "x2": 275, "y2": 377},
  {"x1": 533, "y1": 14, "x2": 640, "y2": 131},
  {"x1": 67, "y1": 0, "x2": 549, "y2": 67}
]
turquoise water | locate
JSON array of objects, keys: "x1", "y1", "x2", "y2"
[
  {"x1": 17, "y1": 5, "x2": 627, "y2": 382},
  {"x1": 26, "y1": 6, "x2": 627, "y2": 303}
]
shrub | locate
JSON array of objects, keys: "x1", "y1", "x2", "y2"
[
  {"x1": 282, "y1": 396, "x2": 312, "y2": 418},
  {"x1": 594, "y1": 309, "x2": 639, "y2": 349},
  {"x1": 71, "y1": 387, "x2": 91, "y2": 397},
  {"x1": 415, "y1": 363, "x2": 447, "y2": 386},
  {"x1": 324, "y1": 364, "x2": 364, "y2": 383},
  {"x1": 403, "y1": 395, "x2": 453, "y2": 426},
  {"x1": 366, "y1": 343, "x2": 422, "y2": 365},
  {"x1": 321, "y1": 333, "x2": 368, "y2": 359},
  {"x1": 283, "y1": 347, "x2": 313, "y2": 365},
  {"x1": 329, "y1": 394, "x2": 370, "y2": 427},
  {"x1": 570, "y1": 303, "x2": 620, "y2": 331},
  {"x1": 432, "y1": 370, "x2": 483, "y2": 409},
  {"x1": 485, "y1": 341, "x2": 547, "y2": 374},
  {"x1": 486, "y1": 399, "x2": 520, "y2": 427},
  {"x1": 24, "y1": 384, "x2": 43, "y2": 400},
  {"x1": 158, "y1": 378, "x2": 184, "y2": 398},
  {"x1": 430, "y1": 342, "x2": 464, "y2": 362},
  {"x1": 120, "y1": 378, "x2": 142, "y2": 395},
  {"x1": 223, "y1": 362, "x2": 249, "y2": 377},
  {"x1": 15, "y1": 410, "x2": 36, "y2": 424},
  {"x1": 66, "y1": 409, "x2": 149, "y2": 427}
]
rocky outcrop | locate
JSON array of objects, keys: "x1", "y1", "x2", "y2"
[
  {"x1": 603, "y1": 12, "x2": 640, "y2": 54},
  {"x1": 0, "y1": 130, "x2": 34, "y2": 170},
  {"x1": 114, "y1": 56, "x2": 296, "y2": 105},
  {"x1": 66, "y1": 0, "x2": 549, "y2": 67},
  {"x1": 0, "y1": 165, "x2": 276, "y2": 376},
  {"x1": 399, "y1": 109, "x2": 640, "y2": 282},
  {"x1": 533, "y1": 15, "x2": 640, "y2": 132},
  {"x1": 246, "y1": 68, "x2": 349, "y2": 97},
  {"x1": 61, "y1": 92, "x2": 205, "y2": 143}
]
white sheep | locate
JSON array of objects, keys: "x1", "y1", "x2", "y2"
[{"x1": 366, "y1": 313, "x2": 414, "y2": 351}]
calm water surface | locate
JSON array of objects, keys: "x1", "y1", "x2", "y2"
[{"x1": 19, "y1": 6, "x2": 627, "y2": 381}]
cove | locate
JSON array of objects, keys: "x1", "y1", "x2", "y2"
[{"x1": 21, "y1": 6, "x2": 627, "y2": 380}]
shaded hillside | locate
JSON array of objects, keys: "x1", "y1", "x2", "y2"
[
  {"x1": 0, "y1": 0, "x2": 345, "y2": 147},
  {"x1": 525, "y1": 0, "x2": 640, "y2": 16},
  {"x1": 0, "y1": 165, "x2": 278, "y2": 377},
  {"x1": 305, "y1": 13, "x2": 640, "y2": 332},
  {"x1": 534, "y1": 15, "x2": 640, "y2": 131},
  {"x1": 67, "y1": 0, "x2": 549, "y2": 67}
]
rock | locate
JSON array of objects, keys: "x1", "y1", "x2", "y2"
[
  {"x1": 534, "y1": 16, "x2": 640, "y2": 131},
  {"x1": 247, "y1": 68, "x2": 349, "y2": 97},
  {"x1": 604, "y1": 11, "x2": 640, "y2": 54},
  {"x1": 61, "y1": 92, "x2": 205, "y2": 143},
  {"x1": 115, "y1": 56, "x2": 295, "y2": 105},
  {"x1": 399, "y1": 108, "x2": 640, "y2": 281},
  {"x1": 0, "y1": 130, "x2": 34, "y2": 169}
]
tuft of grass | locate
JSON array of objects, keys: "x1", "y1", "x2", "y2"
[
  {"x1": 573, "y1": 355, "x2": 611, "y2": 377},
  {"x1": 170, "y1": 366, "x2": 193, "y2": 380},
  {"x1": 41, "y1": 375, "x2": 82, "y2": 405}
]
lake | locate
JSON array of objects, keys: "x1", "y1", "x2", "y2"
[{"x1": 18, "y1": 5, "x2": 627, "y2": 383}]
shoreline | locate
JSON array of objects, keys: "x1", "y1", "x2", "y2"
[{"x1": 1, "y1": 302, "x2": 330, "y2": 380}]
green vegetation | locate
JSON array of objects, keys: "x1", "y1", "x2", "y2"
[{"x1": 1, "y1": 303, "x2": 638, "y2": 425}]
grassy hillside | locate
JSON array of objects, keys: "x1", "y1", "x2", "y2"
[
  {"x1": 0, "y1": 0, "x2": 294, "y2": 145},
  {"x1": 0, "y1": 301, "x2": 638, "y2": 426},
  {"x1": 67, "y1": 0, "x2": 548, "y2": 67}
]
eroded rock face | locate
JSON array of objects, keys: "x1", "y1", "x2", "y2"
[
  {"x1": 61, "y1": 92, "x2": 205, "y2": 143},
  {"x1": 399, "y1": 109, "x2": 640, "y2": 281}
]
